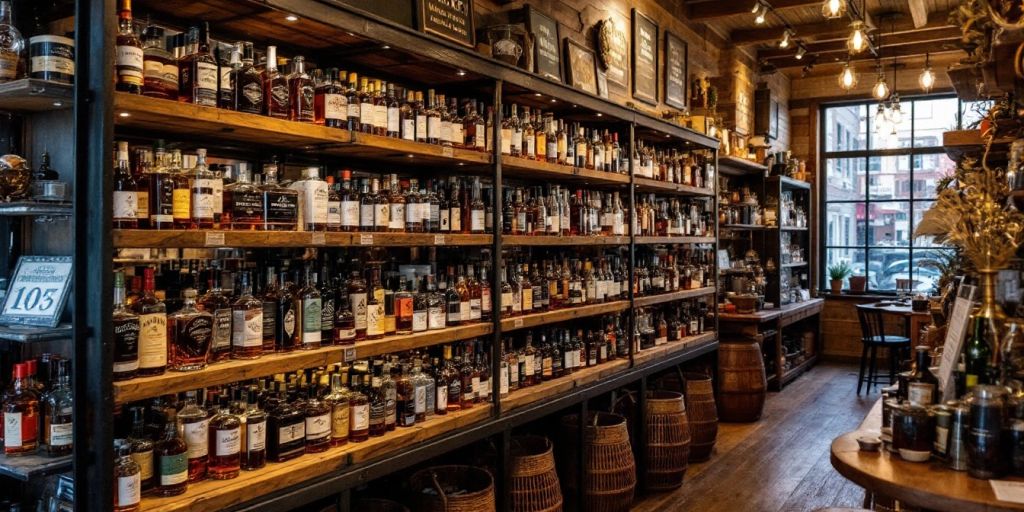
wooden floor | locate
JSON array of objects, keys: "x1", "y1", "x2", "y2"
[{"x1": 633, "y1": 362, "x2": 876, "y2": 512}]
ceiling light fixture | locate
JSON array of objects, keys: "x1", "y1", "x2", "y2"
[
  {"x1": 847, "y1": 20, "x2": 867, "y2": 54},
  {"x1": 752, "y1": 3, "x2": 769, "y2": 24},
  {"x1": 873, "y1": 102, "x2": 888, "y2": 133},
  {"x1": 779, "y1": 29, "x2": 793, "y2": 49},
  {"x1": 795, "y1": 44, "x2": 807, "y2": 60},
  {"x1": 455, "y1": 70, "x2": 466, "y2": 76},
  {"x1": 918, "y1": 53, "x2": 935, "y2": 92},
  {"x1": 838, "y1": 61, "x2": 857, "y2": 90},
  {"x1": 822, "y1": 0, "x2": 846, "y2": 19},
  {"x1": 871, "y1": 68, "x2": 889, "y2": 100},
  {"x1": 285, "y1": 14, "x2": 299, "y2": 22}
]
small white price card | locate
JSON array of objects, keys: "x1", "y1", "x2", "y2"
[
  {"x1": 343, "y1": 348, "x2": 356, "y2": 363},
  {"x1": 434, "y1": 234, "x2": 445, "y2": 245},
  {"x1": 513, "y1": 318, "x2": 524, "y2": 329},
  {"x1": 359, "y1": 234, "x2": 374, "y2": 245},
  {"x1": 0, "y1": 256, "x2": 73, "y2": 328},
  {"x1": 991, "y1": 481, "x2": 1024, "y2": 504},
  {"x1": 204, "y1": 231, "x2": 225, "y2": 246},
  {"x1": 311, "y1": 233, "x2": 326, "y2": 245},
  {"x1": 441, "y1": 147, "x2": 454, "y2": 158}
]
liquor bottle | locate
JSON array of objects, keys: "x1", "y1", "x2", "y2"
[
  {"x1": 387, "y1": 174, "x2": 405, "y2": 233},
  {"x1": 259, "y1": 269, "x2": 280, "y2": 354},
  {"x1": 230, "y1": 41, "x2": 262, "y2": 113},
  {"x1": 154, "y1": 408, "x2": 188, "y2": 496},
  {"x1": 426, "y1": 89, "x2": 441, "y2": 144},
  {"x1": 112, "y1": 271, "x2": 140, "y2": 381},
  {"x1": 179, "y1": 23, "x2": 217, "y2": 106},
  {"x1": 114, "y1": 439, "x2": 142, "y2": 512},
  {"x1": 113, "y1": 141, "x2": 139, "y2": 228},
  {"x1": 217, "y1": 43, "x2": 238, "y2": 110},
  {"x1": 291, "y1": 166, "x2": 328, "y2": 231},
  {"x1": 3, "y1": 363, "x2": 38, "y2": 456},
  {"x1": 298, "y1": 387, "x2": 329, "y2": 453},
  {"x1": 366, "y1": 267, "x2": 385, "y2": 340},
  {"x1": 232, "y1": 272, "x2": 263, "y2": 360},
  {"x1": 207, "y1": 396, "x2": 241, "y2": 480},
  {"x1": 115, "y1": 0, "x2": 142, "y2": 93},
  {"x1": 241, "y1": 390, "x2": 267, "y2": 471},
  {"x1": 395, "y1": 277, "x2": 414, "y2": 335},
  {"x1": 263, "y1": 46, "x2": 289, "y2": 118},
  {"x1": 166, "y1": 150, "x2": 192, "y2": 229},
  {"x1": 147, "y1": 141, "x2": 174, "y2": 230},
  {"x1": 134, "y1": 268, "x2": 167, "y2": 376},
  {"x1": 324, "y1": 373, "x2": 350, "y2": 446},
  {"x1": 347, "y1": 269, "x2": 368, "y2": 340},
  {"x1": 288, "y1": 56, "x2": 315, "y2": 122},
  {"x1": 333, "y1": 288, "x2": 357, "y2": 345},
  {"x1": 366, "y1": 370, "x2": 386, "y2": 436},
  {"x1": 266, "y1": 387, "x2": 305, "y2": 462},
  {"x1": 400, "y1": 89, "x2": 416, "y2": 141},
  {"x1": 223, "y1": 163, "x2": 263, "y2": 230},
  {"x1": 381, "y1": 362, "x2": 397, "y2": 431},
  {"x1": 355, "y1": 77, "x2": 372, "y2": 133},
  {"x1": 198, "y1": 269, "x2": 232, "y2": 363},
  {"x1": 260, "y1": 164, "x2": 298, "y2": 230},
  {"x1": 315, "y1": 67, "x2": 346, "y2": 127},
  {"x1": 177, "y1": 391, "x2": 209, "y2": 482},
  {"x1": 167, "y1": 288, "x2": 213, "y2": 372},
  {"x1": 965, "y1": 315, "x2": 994, "y2": 389},
  {"x1": 126, "y1": 407, "x2": 155, "y2": 493},
  {"x1": 440, "y1": 345, "x2": 461, "y2": 412},
  {"x1": 414, "y1": 91, "x2": 428, "y2": 143},
  {"x1": 396, "y1": 364, "x2": 416, "y2": 427},
  {"x1": 348, "y1": 374, "x2": 370, "y2": 442},
  {"x1": 296, "y1": 268, "x2": 322, "y2": 349},
  {"x1": 325, "y1": 176, "x2": 342, "y2": 232},
  {"x1": 386, "y1": 83, "x2": 400, "y2": 137}
]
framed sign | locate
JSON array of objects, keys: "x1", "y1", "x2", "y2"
[
  {"x1": 416, "y1": 0, "x2": 475, "y2": 48},
  {"x1": 632, "y1": 9, "x2": 658, "y2": 105},
  {"x1": 596, "y1": 16, "x2": 628, "y2": 89},
  {"x1": 0, "y1": 256, "x2": 72, "y2": 328},
  {"x1": 525, "y1": 6, "x2": 562, "y2": 82},
  {"x1": 664, "y1": 31, "x2": 688, "y2": 109},
  {"x1": 565, "y1": 38, "x2": 598, "y2": 95}
]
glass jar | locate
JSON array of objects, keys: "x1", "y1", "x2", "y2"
[
  {"x1": 967, "y1": 385, "x2": 1008, "y2": 478},
  {"x1": 892, "y1": 403, "x2": 935, "y2": 462}
]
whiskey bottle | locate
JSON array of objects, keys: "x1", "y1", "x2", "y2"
[
  {"x1": 381, "y1": 362, "x2": 397, "y2": 431},
  {"x1": 232, "y1": 42, "x2": 262, "y2": 114},
  {"x1": 400, "y1": 89, "x2": 416, "y2": 141},
  {"x1": 334, "y1": 289, "x2": 357, "y2": 345},
  {"x1": 339, "y1": 170, "x2": 360, "y2": 232},
  {"x1": 207, "y1": 396, "x2": 241, "y2": 480},
  {"x1": 357, "y1": 76, "x2": 373, "y2": 133},
  {"x1": 365, "y1": 267, "x2": 385, "y2": 340},
  {"x1": 347, "y1": 269, "x2": 368, "y2": 340},
  {"x1": 154, "y1": 409, "x2": 188, "y2": 496},
  {"x1": 324, "y1": 373, "x2": 350, "y2": 446},
  {"x1": 367, "y1": 371, "x2": 386, "y2": 437},
  {"x1": 260, "y1": 164, "x2": 299, "y2": 231},
  {"x1": 198, "y1": 269, "x2": 232, "y2": 363},
  {"x1": 293, "y1": 269, "x2": 321, "y2": 349},
  {"x1": 259, "y1": 269, "x2": 280, "y2": 353},
  {"x1": 263, "y1": 46, "x2": 289, "y2": 119},
  {"x1": 147, "y1": 142, "x2": 174, "y2": 230},
  {"x1": 303, "y1": 386, "x2": 331, "y2": 453},
  {"x1": 414, "y1": 91, "x2": 428, "y2": 143},
  {"x1": 168, "y1": 150, "x2": 191, "y2": 229},
  {"x1": 315, "y1": 67, "x2": 346, "y2": 127},
  {"x1": 42, "y1": 359, "x2": 72, "y2": 457},
  {"x1": 288, "y1": 56, "x2": 315, "y2": 122},
  {"x1": 241, "y1": 390, "x2": 267, "y2": 470},
  {"x1": 112, "y1": 271, "x2": 140, "y2": 381},
  {"x1": 3, "y1": 363, "x2": 38, "y2": 456},
  {"x1": 114, "y1": 439, "x2": 142, "y2": 512},
  {"x1": 441, "y1": 345, "x2": 461, "y2": 412},
  {"x1": 179, "y1": 23, "x2": 217, "y2": 106},
  {"x1": 141, "y1": 25, "x2": 178, "y2": 99},
  {"x1": 267, "y1": 387, "x2": 305, "y2": 462},
  {"x1": 113, "y1": 141, "x2": 139, "y2": 228},
  {"x1": 325, "y1": 176, "x2": 342, "y2": 232},
  {"x1": 231, "y1": 272, "x2": 263, "y2": 360},
  {"x1": 127, "y1": 407, "x2": 155, "y2": 492},
  {"x1": 187, "y1": 148, "x2": 218, "y2": 228},
  {"x1": 386, "y1": 82, "x2": 401, "y2": 137},
  {"x1": 223, "y1": 163, "x2": 264, "y2": 230},
  {"x1": 168, "y1": 288, "x2": 213, "y2": 371},
  {"x1": 395, "y1": 277, "x2": 414, "y2": 335},
  {"x1": 178, "y1": 391, "x2": 209, "y2": 482},
  {"x1": 290, "y1": 166, "x2": 328, "y2": 232},
  {"x1": 115, "y1": 0, "x2": 143, "y2": 93},
  {"x1": 348, "y1": 374, "x2": 370, "y2": 442},
  {"x1": 134, "y1": 268, "x2": 167, "y2": 376},
  {"x1": 426, "y1": 89, "x2": 442, "y2": 144},
  {"x1": 396, "y1": 364, "x2": 416, "y2": 427},
  {"x1": 217, "y1": 43, "x2": 238, "y2": 110}
]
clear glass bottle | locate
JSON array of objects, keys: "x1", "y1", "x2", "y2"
[
  {"x1": 232, "y1": 41, "x2": 261, "y2": 113},
  {"x1": 207, "y1": 396, "x2": 241, "y2": 480},
  {"x1": 223, "y1": 163, "x2": 264, "y2": 230},
  {"x1": 114, "y1": 0, "x2": 141, "y2": 92},
  {"x1": 177, "y1": 391, "x2": 209, "y2": 482},
  {"x1": 154, "y1": 409, "x2": 188, "y2": 496},
  {"x1": 315, "y1": 67, "x2": 346, "y2": 128},
  {"x1": 290, "y1": 166, "x2": 328, "y2": 232},
  {"x1": 187, "y1": 148, "x2": 217, "y2": 229},
  {"x1": 298, "y1": 268, "x2": 323, "y2": 349},
  {"x1": 42, "y1": 360, "x2": 72, "y2": 457},
  {"x1": 127, "y1": 407, "x2": 155, "y2": 492},
  {"x1": 241, "y1": 390, "x2": 267, "y2": 471},
  {"x1": 260, "y1": 164, "x2": 298, "y2": 231},
  {"x1": 179, "y1": 23, "x2": 217, "y2": 106},
  {"x1": 324, "y1": 373, "x2": 350, "y2": 446},
  {"x1": 168, "y1": 289, "x2": 213, "y2": 371},
  {"x1": 114, "y1": 439, "x2": 142, "y2": 512},
  {"x1": 288, "y1": 55, "x2": 315, "y2": 123},
  {"x1": 232, "y1": 271, "x2": 264, "y2": 360},
  {"x1": 263, "y1": 45, "x2": 289, "y2": 118}
]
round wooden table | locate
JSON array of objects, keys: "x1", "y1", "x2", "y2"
[{"x1": 831, "y1": 401, "x2": 1024, "y2": 512}]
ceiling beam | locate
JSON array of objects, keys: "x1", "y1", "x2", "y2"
[
  {"x1": 769, "y1": 40, "x2": 960, "y2": 68},
  {"x1": 686, "y1": 0, "x2": 820, "y2": 21},
  {"x1": 732, "y1": 10, "x2": 952, "y2": 45},
  {"x1": 908, "y1": 0, "x2": 929, "y2": 28},
  {"x1": 758, "y1": 26, "x2": 960, "y2": 59}
]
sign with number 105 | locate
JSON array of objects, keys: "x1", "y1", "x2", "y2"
[{"x1": 0, "y1": 256, "x2": 72, "y2": 327}]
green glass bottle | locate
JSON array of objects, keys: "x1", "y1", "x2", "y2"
[{"x1": 965, "y1": 314, "x2": 994, "y2": 389}]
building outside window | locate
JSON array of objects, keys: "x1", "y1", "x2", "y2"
[{"x1": 820, "y1": 97, "x2": 990, "y2": 293}]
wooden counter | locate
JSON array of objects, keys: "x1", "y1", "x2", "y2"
[
  {"x1": 719, "y1": 298, "x2": 824, "y2": 389},
  {"x1": 831, "y1": 400, "x2": 1024, "y2": 512},
  {"x1": 719, "y1": 298, "x2": 824, "y2": 326}
]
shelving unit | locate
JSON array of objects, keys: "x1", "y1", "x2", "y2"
[{"x1": 719, "y1": 298, "x2": 824, "y2": 390}]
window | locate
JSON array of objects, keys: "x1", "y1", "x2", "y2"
[{"x1": 821, "y1": 97, "x2": 990, "y2": 293}]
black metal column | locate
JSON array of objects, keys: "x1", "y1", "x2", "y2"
[
  {"x1": 627, "y1": 122, "x2": 636, "y2": 365},
  {"x1": 491, "y1": 79, "x2": 503, "y2": 414},
  {"x1": 73, "y1": 0, "x2": 115, "y2": 510}
]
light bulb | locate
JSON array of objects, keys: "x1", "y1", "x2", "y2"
[
  {"x1": 889, "y1": 104, "x2": 902, "y2": 125},
  {"x1": 871, "y1": 75, "x2": 889, "y2": 100},
  {"x1": 838, "y1": 63, "x2": 857, "y2": 90},
  {"x1": 795, "y1": 46, "x2": 807, "y2": 59},
  {"x1": 873, "y1": 103, "x2": 887, "y2": 133},
  {"x1": 751, "y1": 1, "x2": 762, "y2": 13},
  {"x1": 919, "y1": 66, "x2": 935, "y2": 92},
  {"x1": 822, "y1": 0, "x2": 846, "y2": 19},
  {"x1": 847, "y1": 21, "x2": 867, "y2": 54},
  {"x1": 779, "y1": 30, "x2": 792, "y2": 49},
  {"x1": 754, "y1": 5, "x2": 768, "y2": 24}
]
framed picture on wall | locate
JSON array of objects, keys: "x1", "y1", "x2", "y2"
[
  {"x1": 631, "y1": 8, "x2": 659, "y2": 105},
  {"x1": 564, "y1": 38, "x2": 598, "y2": 95},
  {"x1": 664, "y1": 31, "x2": 688, "y2": 109},
  {"x1": 595, "y1": 15, "x2": 629, "y2": 90},
  {"x1": 525, "y1": 5, "x2": 562, "y2": 82}
]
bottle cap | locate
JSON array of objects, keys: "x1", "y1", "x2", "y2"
[
  {"x1": 12, "y1": 363, "x2": 27, "y2": 379},
  {"x1": 25, "y1": 358, "x2": 37, "y2": 376},
  {"x1": 341, "y1": 169, "x2": 351, "y2": 180}
]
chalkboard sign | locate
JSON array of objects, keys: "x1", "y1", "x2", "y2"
[
  {"x1": 664, "y1": 31, "x2": 688, "y2": 109},
  {"x1": 0, "y1": 256, "x2": 72, "y2": 328},
  {"x1": 596, "y1": 16, "x2": 628, "y2": 90},
  {"x1": 632, "y1": 9, "x2": 658, "y2": 105},
  {"x1": 416, "y1": 0, "x2": 475, "y2": 48},
  {"x1": 526, "y1": 6, "x2": 562, "y2": 82},
  {"x1": 565, "y1": 38, "x2": 598, "y2": 95}
]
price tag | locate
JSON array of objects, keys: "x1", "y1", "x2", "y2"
[
  {"x1": 441, "y1": 147, "x2": 454, "y2": 158},
  {"x1": 204, "y1": 231, "x2": 225, "y2": 246},
  {"x1": 342, "y1": 348, "x2": 356, "y2": 363},
  {"x1": 0, "y1": 256, "x2": 73, "y2": 328},
  {"x1": 311, "y1": 233, "x2": 326, "y2": 245},
  {"x1": 434, "y1": 234, "x2": 445, "y2": 245},
  {"x1": 513, "y1": 318, "x2": 524, "y2": 329},
  {"x1": 359, "y1": 234, "x2": 374, "y2": 245}
]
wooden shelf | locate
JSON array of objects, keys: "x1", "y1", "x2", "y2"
[
  {"x1": 943, "y1": 129, "x2": 1013, "y2": 160},
  {"x1": 502, "y1": 235, "x2": 628, "y2": 246},
  {"x1": 721, "y1": 224, "x2": 773, "y2": 230},
  {"x1": 633, "y1": 287, "x2": 716, "y2": 308},
  {"x1": 501, "y1": 155, "x2": 630, "y2": 187},
  {"x1": 500, "y1": 301, "x2": 629, "y2": 333},
  {"x1": 633, "y1": 176, "x2": 715, "y2": 197},
  {"x1": 779, "y1": 354, "x2": 818, "y2": 387},
  {"x1": 0, "y1": 79, "x2": 72, "y2": 112},
  {"x1": 0, "y1": 201, "x2": 72, "y2": 216},
  {"x1": 0, "y1": 323, "x2": 72, "y2": 343},
  {"x1": 113, "y1": 322, "x2": 492, "y2": 404},
  {"x1": 112, "y1": 230, "x2": 492, "y2": 248},
  {"x1": 634, "y1": 236, "x2": 715, "y2": 245},
  {"x1": 780, "y1": 226, "x2": 808, "y2": 232},
  {"x1": 632, "y1": 331, "x2": 718, "y2": 367},
  {"x1": 767, "y1": 175, "x2": 811, "y2": 190},
  {"x1": 501, "y1": 359, "x2": 630, "y2": 412},
  {"x1": 113, "y1": 94, "x2": 492, "y2": 168},
  {"x1": 0, "y1": 453, "x2": 71, "y2": 481},
  {"x1": 718, "y1": 156, "x2": 767, "y2": 176},
  {"x1": 781, "y1": 261, "x2": 808, "y2": 268},
  {"x1": 139, "y1": 405, "x2": 492, "y2": 512}
]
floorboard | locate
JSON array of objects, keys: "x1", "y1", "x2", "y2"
[{"x1": 632, "y1": 362, "x2": 875, "y2": 512}]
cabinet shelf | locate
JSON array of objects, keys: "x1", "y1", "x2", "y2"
[
  {"x1": 634, "y1": 236, "x2": 715, "y2": 245},
  {"x1": 503, "y1": 235, "x2": 629, "y2": 246},
  {"x1": 633, "y1": 287, "x2": 716, "y2": 307},
  {"x1": 718, "y1": 156, "x2": 767, "y2": 176},
  {"x1": 502, "y1": 155, "x2": 630, "y2": 187},
  {"x1": 112, "y1": 230, "x2": 492, "y2": 248},
  {"x1": 633, "y1": 177, "x2": 715, "y2": 197},
  {"x1": 780, "y1": 226, "x2": 809, "y2": 232},
  {"x1": 767, "y1": 175, "x2": 811, "y2": 191},
  {"x1": 781, "y1": 261, "x2": 808, "y2": 268},
  {"x1": 0, "y1": 453, "x2": 71, "y2": 481},
  {"x1": 0, "y1": 323, "x2": 72, "y2": 343},
  {"x1": 500, "y1": 300, "x2": 630, "y2": 333},
  {"x1": 631, "y1": 331, "x2": 718, "y2": 367},
  {"x1": 721, "y1": 224, "x2": 773, "y2": 230},
  {"x1": 0, "y1": 79, "x2": 72, "y2": 112},
  {"x1": 0, "y1": 201, "x2": 72, "y2": 216}
]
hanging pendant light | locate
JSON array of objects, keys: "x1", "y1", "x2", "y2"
[
  {"x1": 888, "y1": 93, "x2": 903, "y2": 125},
  {"x1": 822, "y1": 0, "x2": 846, "y2": 19},
  {"x1": 873, "y1": 102, "x2": 888, "y2": 133},
  {"x1": 838, "y1": 61, "x2": 857, "y2": 90},
  {"x1": 918, "y1": 53, "x2": 935, "y2": 92},
  {"x1": 871, "y1": 69, "x2": 889, "y2": 100},
  {"x1": 795, "y1": 45, "x2": 807, "y2": 60},
  {"x1": 847, "y1": 20, "x2": 868, "y2": 54}
]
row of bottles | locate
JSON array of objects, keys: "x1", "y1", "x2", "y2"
[
  {"x1": 634, "y1": 195, "x2": 713, "y2": 237},
  {"x1": 499, "y1": 104, "x2": 625, "y2": 173},
  {"x1": 499, "y1": 315, "x2": 626, "y2": 389},
  {"x1": 633, "y1": 142, "x2": 712, "y2": 188},
  {"x1": 634, "y1": 301, "x2": 710, "y2": 351},
  {"x1": 1, "y1": 356, "x2": 72, "y2": 458}
]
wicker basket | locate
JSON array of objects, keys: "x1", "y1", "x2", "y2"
[
  {"x1": 645, "y1": 390, "x2": 691, "y2": 490},
  {"x1": 684, "y1": 372, "x2": 719, "y2": 462},
  {"x1": 353, "y1": 499, "x2": 410, "y2": 512},
  {"x1": 409, "y1": 465, "x2": 496, "y2": 512},
  {"x1": 560, "y1": 412, "x2": 636, "y2": 512},
  {"x1": 509, "y1": 435, "x2": 563, "y2": 512}
]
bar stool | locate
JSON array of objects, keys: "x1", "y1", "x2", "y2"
[{"x1": 855, "y1": 304, "x2": 911, "y2": 395}]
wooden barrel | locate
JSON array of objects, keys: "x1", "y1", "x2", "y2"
[
  {"x1": 409, "y1": 465, "x2": 496, "y2": 512},
  {"x1": 717, "y1": 341, "x2": 767, "y2": 423},
  {"x1": 684, "y1": 372, "x2": 718, "y2": 462},
  {"x1": 645, "y1": 390, "x2": 691, "y2": 491},
  {"x1": 353, "y1": 499, "x2": 410, "y2": 512},
  {"x1": 509, "y1": 435, "x2": 563, "y2": 512},
  {"x1": 560, "y1": 412, "x2": 636, "y2": 512}
]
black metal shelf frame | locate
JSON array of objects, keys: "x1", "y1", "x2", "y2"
[{"x1": 67, "y1": 1, "x2": 722, "y2": 511}]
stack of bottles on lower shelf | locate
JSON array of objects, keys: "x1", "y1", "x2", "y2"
[{"x1": 1, "y1": 356, "x2": 73, "y2": 459}]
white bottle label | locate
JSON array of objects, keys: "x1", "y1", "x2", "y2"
[
  {"x1": 351, "y1": 404, "x2": 369, "y2": 431},
  {"x1": 413, "y1": 311, "x2": 428, "y2": 332},
  {"x1": 117, "y1": 474, "x2": 142, "y2": 507},
  {"x1": 278, "y1": 423, "x2": 305, "y2": 444},
  {"x1": 196, "y1": 62, "x2": 218, "y2": 92},
  {"x1": 327, "y1": 200, "x2": 341, "y2": 227},
  {"x1": 428, "y1": 307, "x2": 445, "y2": 330},
  {"x1": 305, "y1": 413, "x2": 331, "y2": 440},
  {"x1": 184, "y1": 419, "x2": 209, "y2": 458},
  {"x1": 388, "y1": 108, "x2": 400, "y2": 133},
  {"x1": 471, "y1": 210, "x2": 485, "y2": 231},
  {"x1": 247, "y1": 421, "x2": 266, "y2": 452},
  {"x1": 191, "y1": 178, "x2": 215, "y2": 219},
  {"x1": 360, "y1": 204, "x2": 375, "y2": 229},
  {"x1": 304, "y1": 181, "x2": 328, "y2": 225},
  {"x1": 436, "y1": 386, "x2": 448, "y2": 411},
  {"x1": 349, "y1": 293, "x2": 367, "y2": 330},
  {"x1": 416, "y1": 116, "x2": 427, "y2": 139},
  {"x1": 375, "y1": 203, "x2": 389, "y2": 228},
  {"x1": 49, "y1": 422, "x2": 73, "y2": 447},
  {"x1": 341, "y1": 200, "x2": 360, "y2": 227},
  {"x1": 4, "y1": 412, "x2": 22, "y2": 447},
  {"x1": 414, "y1": 386, "x2": 427, "y2": 414},
  {"x1": 324, "y1": 94, "x2": 346, "y2": 120},
  {"x1": 428, "y1": 117, "x2": 441, "y2": 139},
  {"x1": 232, "y1": 310, "x2": 264, "y2": 347},
  {"x1": 402, "y1": 119, "x2": 415, "y2": 140},
  {"x1": 116, "y1": 46, "x2": 144, "y2": 80},
  {"x1": 215, "y1": 427, "x2": 241, "y2": 456},
  {"x1": 389, "y1": 203, "x2": 405, "y2": 230},
  {"x1": 138, "y1": 313, "x2": 167, "y2": 369},
  {"x1": 113, "y1": 191, "x2": 138, "y2": 220}
]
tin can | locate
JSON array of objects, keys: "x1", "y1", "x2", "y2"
[
  {"x1": 948, "y1": 402, "x2": 969, "y2": 471},
  {"x1": 967, "y1": 385, "x2": 1007, "y2": 478},
  {"x1": 933, "y1": 404, "x2": 952, "y2": 458},
  {"x1": 28, "y1": 35, "x2": 74, "y2": 84}
]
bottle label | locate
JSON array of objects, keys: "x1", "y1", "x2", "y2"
[
  {"x1": 414, "y1": 386, "x2": 427, "y2": 414},
  {"x1": 331, "y1": 405, "x2": 349, "y2": 439},
  {"x1": 4, "y1": 412, "x2": 27, "y2": 448},
  {"x1": 247, "y1": 421, "x2": 266, "y2": 452},
  {"x1": 374, "y1": 104, "x2": 387, "y2": 129},
  {"x1": 158, "y1": 453, "x2": 187, "y2": 486},
  {"x1": 412, "y1": 310, "x2": 427, "y2": 331},
  {"x1": 241, "y1": 82, "x2": 261, "y2": 108},
  {"x1": 907, "y1": 382, "x2": 935, "y2": 406},
  {"x1": 305, "y1": 413, "x2": 331, "y2": 441},
  {"x1": 402, "y1": 119, "x2": 415, "y2": 140},
  {"x1": 196, "y1": 62, "x2": 218, "y2": 93},
  {"x1": 349, "y1": 293, "x2": 367, "y2": 330},
  {"x1": 360, "y1": 102, "x2": 373, "y2": 125},
  {"x1": 302, "y1": 298, "x2": 322, "y2": 344},
  {"x1": 470, "y1": 298, "x2": 481, "y2": 320},
  {"x1": 172, "y1": 188, "x2": 190, "y2": 220},
  {"x1": 230, "y1": 190, "x2": 263, "y2": 220},
  {"x1": 321, "y1": 297, "x2": 335, "y2": 332},
  {"x1": 450, "y1": 207, "x2": 461, "y2": 232},
  {"x1": 324, "y1": 94, "x2": 346, "y2": 120},
  {"x1": 265, "y1": 192, "x2": 298, "y2": 225},
  {"x1": 215, "y1": 427, "x2": 241, "y2": 456},
  {"x1": 211, "y1": 308, "x2": 231, "y2": 353},
  {"x1": 113, "y1": 317, "x2": 140, "y2": 373},
  {"x1": 359, "y1": 204, "x2": 375, "y2": 229},
  {"x1": 428, "y1": 306, "x2": 445, "y2": 330},
  {"x1": 278, "y1": 423, "x2": 305, "y2": 444},
  {"x1": 500, "y1": 366, "x2": 509, "y2": 395},
  {"x1": 436, "y1": 386, "x2": 448, "y2": 411},
  {"x1": 116, "y1": 45, "x2": 144, "y2": 85},
  {"x1": 511, "y1": 131, "x2": 523, "y2": 153},
  {"x1": 387, "y1": 108, "x2": 400, "y2": 133},
  {"x1": 131, "y1": 450, "x2": 153, "y2": 480},
  {"x1": 232, "y1": 310, "x2": 263, "y2": 347},
  {"x1": 49, "y1": 422, "x2": 73, "y2": 447},
  {"x1": 522, "y1": 288, "x2": 533, "y2": 311},
  {"x1": 389, "y1": 204, "x2": 405, "y2": 230},
  {"x1": 366, "y1": 303, "x2": 384, "y2": 336},
  {"x1": 428, "y1": 117, "x2": 442, "y2": 140},
  {"x1": 113, "y1": 191, "x2": 138, "y2": 220},
  {"x1": 138, "y1": 313, "x2": 168, "y2": 369},
  {"x1": 117, "y1": 473, "x2": 142, "y2": 507},
  {"x1": 184, "y1": 419, "x2": 209, "y2": 458},
  {"x1": 283, "y1": 305, "x2": 296, "y2": 339},
  {"x1": 351, "y1": 404, "x2": 369, "y2": 431},
  {"x1": 348, "y1": 102, "x2": 360, "y2": 121},
  {"x1": 416, "y1": 115, "x2": 427, "y2": 139},
  {"x1": 460, "y1": 301, "x2": 471, "y2": 322},
  {"x1": 340, "y1": 200, "x2": 359, "y2": 227},
  {"x1": 397, "y1": 296, "x2": 413, "y2": 319},
  {"x1": 471, "y1": 210, "x2": 485, "y2": 231},
  {"x1": 303, "y1": 181, "x2": 329, "y2": 225}
]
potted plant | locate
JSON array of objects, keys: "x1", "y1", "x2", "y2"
[
  {"x1": 848, "y1": 274, "x2": 868, "y2": 294},
  {"x1": 827, "y1": 262, "x2": 852, "y2": 295}
]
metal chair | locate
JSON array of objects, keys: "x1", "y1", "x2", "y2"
[{"x1": 855, "y1": 304, "x2": 911, "y2": 395}]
